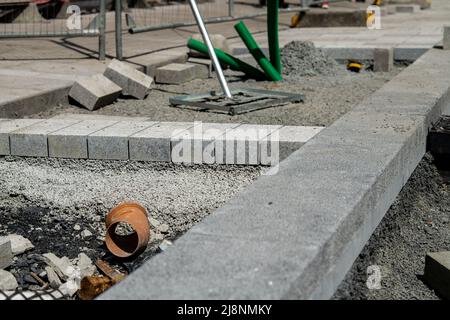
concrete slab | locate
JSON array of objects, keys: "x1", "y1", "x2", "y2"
[
  {"x1": 0, "y1": 119, "x2": 44, "y2": 155},
  {"x1": 88, "y1": 121, "x2": 158, "y2": 160},
  {"x1": 424, "y1": 251, "x2": 450, "y2": 299},
  {"x1": 100, "y1": 49, "x2": 450, "y2": 300},
  {"x1": 48, "y1": 120, "x2": 118, "y2": 159},
  {"x1": 104, "y1": 59, "x2": 154, "y2": 100},
  {"x1": 129, "y1": 122, "x2": 195, "y2": 162},
  {"x1": 9, "y1": 120, "x2": 81, "y2": 157}
]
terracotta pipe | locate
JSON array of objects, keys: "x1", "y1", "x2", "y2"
[{"x1": 105, "y1": 202, "x2": 150, "y2": 258}]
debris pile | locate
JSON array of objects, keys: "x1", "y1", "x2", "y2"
[
  {"x1": 0, "y1": 202, "x2": 171, "y2": 300},
  {"x1": 281, "y1": 41, "x2": 341, "y2": 78}
]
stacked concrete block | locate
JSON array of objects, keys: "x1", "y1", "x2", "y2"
[
  {"x1": 129, "y1": 122, "x2": 195, "y2": 162},
  {"x1": 187, "y1": 57, "x2": 213, "y2": 79},
  {"x1": 48, "y1": 120, "x2": 118, "y2": 159},
  {"x1": 190, "y1": 34, "x2": 231, "y2": 58},
  {"x1": 69, "y1": 74, "x2": 122, "y2": 111},
  {"x1": 0, "y1": 119, "x2": 44, "y2": 155},
  {"x1": 155, "y1": 63, "x2": 199, "y2": 84},
  {"x1": 261, "y1": 126, "x2": 324, "y2": 166},
  {"x1": 9, "y1": 120, "x2": 80, "y2": 157},
  {"x1": 216, "y1": 124, "x2": 281, "y2": 165},
  {"x1": 424, "y1": 252, "x2": 450, "y2": 299},
  {"x1": 374, "y1": 48, "x2": 394, "y2": 72},
  {"x1": 104, "y1": 59, "x2": 154, "y2": 99},
  {"x1": 443, "y1": 26, "x2": 450, "y2": 51},
  {"x1": 88, "y1": 121, "x2": 158, "y2": 160}
]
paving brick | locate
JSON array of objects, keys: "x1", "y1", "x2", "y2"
[
  {"x1": 217, "y1": 124, "x2": 281, "y2": 165},
  {"x1": 69, "y1": 74, "x2": 122, "y2": 111},
  {"x1": 424, "y1": 252, "x2": 450, "y2": 299},
  {"x1": 0, "y1": 119, "x2": 44, "y2": 155},
  {"x1": 48, "y1": 120, "x2": 118, "y2": 159},
  {"x1": 374, "y1": 48, "x2": 394, "y2": 72},
  {"x1": 171, "y1": 122, "x2": 239, "y2": 164},
  {"x1": 261, "y1": 126, "x2": 324, "y2": 166},
  {"x1": 104, "y1": 59, "x2": 154, "y2": 100},
  {"x1": 88, "y1": 121, "x2": 158, "y2": 160},
  {"x1": 9, "y1": 120, "x2": 80, "y2": 157},
  {"x1": 129, "y1": 122, "x2": 195, "y2": 162},
  {"x1": 155, "y1": 63, "x2": 198, "y2": 84},
  {"x1": 187, "y1": 57, "x2": 213, "y2": 79},
  {"x1": 51, "y1": 113, "x2": 149, "y2": 122},
  {"x1": 443, "y1": 26, "x2": 450, "y2": 51}
]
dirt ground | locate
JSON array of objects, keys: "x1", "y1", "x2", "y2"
[
  {"x1": 0, "y1": 157, "x2": 262, "y2": 291},
  {"x1": 333, "y1": 154, "x2": 450, "y2": 300},
  {"x1": 31, "y1": 66, "x2": 402, "y2": 128}
]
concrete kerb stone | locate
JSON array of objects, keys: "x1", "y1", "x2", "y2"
[
  {"x1": 88, "y1": 121, "x2": 158, "y2": 160},
  {"x1": 129, "y1": 122, "x2": 196, "y2": 162},
  {"x1": 48, "y1": 120, "x2": 119, "y2": 159},
  {"x1": 103, "y1": 59, "x2": 154, "y2": 100},
  {"x1": 9, "y1": 119, "x2": 81, "y2": 157},
  {"x1": 0, "y1": 119, "x2": 44, "y2": 155},
  {"x1": 374, "y1": 48, "x2": 394, "y2": 72},
  {"x1": 99, "y1": 49, "x2": 450, "y2": 300}
]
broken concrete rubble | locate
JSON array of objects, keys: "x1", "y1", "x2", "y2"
[
  {"x1": 42, "y1": 253, "x2": 76, "y2": 281},
  {"x1": 0, "y1": 234, "x2": 34, "y2": 256},
  {"x1": 45, "y1": 266, "x2": 62, "y2": 289},
  {"x1": 0, "y1": 269, "x2": 18, "y2": 291},
  {"x1": 0, "y1": 240, "x2": 13, "y2": 269}
]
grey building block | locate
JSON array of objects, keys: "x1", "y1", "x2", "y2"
[
  {"x1": 69, "y1": 74, "x2": 122, "y2": 111},
  {"x1": 171, "y1": 122, "x2": 239, "y2": 164},
  {"x1": 129, "y1": 122, "x2": 195, "y2": 162},
  {"x1": 48, "y1": 120, "x2": 118, "y2": 159},
  {"x1": 187, "y1": 57, "x2": 213, "y2": 79},
  {"x1": 51, "y1": 113, "x2": 149, "y2": 122},
  {"x1": 261, "y1": 126, "x2": 324, "y2": 166},
  {"x1": 394, "y1": 47, "x2": 428, "y2": 61},
  {"x1": 216, "y1": 124, "x2": 281, "y2": 165},
  {"x1": 443, "y1": 26, "x2": 450, "y2": 51},
  {"x1": 0, "y1": 240, "x2": 13, "y2": 270},
  {"x1": 103, "y1": 59, "x2": 154, "y2": 100},
  {"x1": 424, "y1": 252, "x2": 450, "y2": 299},
  {"x1": 374, "y1": 48, "x2": 394, "y2": 72},
  {"x1": 100, "y1": 49, "x2": 450, "y2": 300},
  {"x1": 88, "y1": 121, "x2": 158, "y2": 160},
  {"x1": 0, "y1": 119, "x2": 44, "y2": 155},
  {"x1": 9, "y1": 120, "x2": 80, "y2": 157},
  {"x1": 155, "y1": 63, "x2": 198, "y2": 84}
]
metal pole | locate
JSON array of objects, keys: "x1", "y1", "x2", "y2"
[
  {"x1": 115, "y1": 0, "x2": 123, "y2": 60},
  {"x1": 228, "y1": 0, "x2": 235, "y2": 18},
  {"x1": 98, "y1": 0, "x2": 106, "y2": 60},
  {"x1": 188, "y1": 0, "x2": 232, "y2": 98}
]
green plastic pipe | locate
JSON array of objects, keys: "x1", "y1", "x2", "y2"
[
  {"x1": 234, "y1": 21, "x2": 282, "y2": 82},
  {"x1": 267, "y1": 0, "x2": 282, "y2": 74},
  {"x1": 187, "y1": 38, "x2": 266, "y2": 80}
]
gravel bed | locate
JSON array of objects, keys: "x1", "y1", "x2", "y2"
[
  {"x1": 0, "y1": 156, "x2": 262, "y2": 290},
  {"x1": 31, "y1": 44, "x2": 402, "y2": 127},
  {"x1": 333, "y1": 153, "x2": 450, "y2": 300}
]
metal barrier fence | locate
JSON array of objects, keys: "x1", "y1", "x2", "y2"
[{"x1": 0, "y1": 0, "x2": 106, "y2": 59}]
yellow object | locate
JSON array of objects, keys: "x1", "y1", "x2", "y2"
[
  {"x1": 347, "y1": 61, "x2": 362, "y2": 73},
  {"x1": 372, "y1": 0, "x2": 382, "y2": 5},
  {"x1": 291, "y1": 14, "x2": 300, "y2": 28}
]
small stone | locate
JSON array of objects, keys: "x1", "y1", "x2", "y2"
[
  {"x1": 77, "y1": 253, "x2": 96, "y2": 278},
  {"x1": 0, "y1": 234, "x2": 34, "y2": 256},
  {"x1": 81, "y1": 230, "x2": 93, "y2": 239},
  {"x1": 45, "y1": 266, "x2": 62, "y2": 289},
  {"x1": 0, "y1": 270, "x2": 18, "y2": 291},
  {"x1": 157, "y1": 224, "x2": 169, "y2": 234},
  {"x1": 59, "y1": 279, "x2": 79, "y2": 297},
  {"x1": 73, "y1": 224, "x2": 81, "y2": 231},
  {"x1": 158, "y1": 240, "x2": 173, "y2": 252},
  {"x1": 23, "y1": 274, "x2": 38, "y2": 285},
  {"x1": 0, "y1": 240, "x2": 13, "y2": 269},
  {"x1": 42, "y1": 253, "x2": 76, "y2": 281},
  {"x1": 149, "y1": 217, "x2": 161, "y2": 228},
  {"x1": 153, "y1": 233, "x2": 164, "y2": 241}
]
